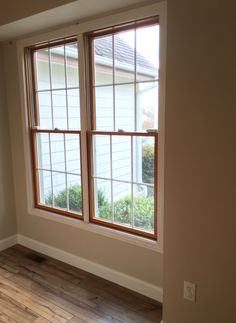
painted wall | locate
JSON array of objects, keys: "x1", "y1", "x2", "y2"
[
  {"x1": 163, "y1": 0, "x2": 236, "y2": 322},
  {"x1": 0, "y1": 0, "x2": 75, "y2": 26},
  {"x1": 0, "y1": 43, "x2": 17, "y2": 239},
  {"x1": 3, "y1": 37, "x2": 163, "y2": 288}
]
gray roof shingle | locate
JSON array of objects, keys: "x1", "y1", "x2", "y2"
[{"x1": 94, "y1": 36, "x2": 157, "y2": 74}]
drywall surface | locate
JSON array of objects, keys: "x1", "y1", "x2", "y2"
[
  {"x1": 163, "y1": 0, "x2": 236, "y2": 322},
  {"x1": 0, "y1": 43, "x2": 17, "y2": 239},
  {"x1": 0, "y1": 0, "x2": 75, "y2": 26},
  {"x1": 3, "y1": 39, "x2": 163, "y2": 288}
]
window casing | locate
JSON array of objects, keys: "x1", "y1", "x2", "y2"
[{"x1": 25, "y1": 16, "x2": 160, "y2": 240}]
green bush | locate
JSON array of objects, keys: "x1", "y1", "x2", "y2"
[
  {"x1": 46, "y1": 185, "x2": 82, "y2": 212},
  {"x1": 114, "y1": 195, "x2": 154, "y2": 231},
  {"x1": 142, "y1": 143, "x2": 154, "y2": 184},
  {"x1": 46, "y1": 185, "x2": 110, "y2": 215},
  {"x1": 46, "y1": 185, "x2": 154, "y2": 232}
]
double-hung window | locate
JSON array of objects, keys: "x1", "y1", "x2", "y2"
[{"x1": 25, "y1": 16, "x2": 160, "y2": 240}]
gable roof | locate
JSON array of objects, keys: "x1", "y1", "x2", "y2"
[{"x1": 94, "y1": 36, "x2": 157, "y2": 76}]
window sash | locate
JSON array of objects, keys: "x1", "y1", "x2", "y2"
[
  {"x1": 25, "y1": 38, "x2": 84, "y2": 219},
  {"x1": 87, "y1": 18, "x2": 159, "y2": 239},
  {"x1": 31, "y1": 129, "x2": 83, "y2": 219},
  {"x1": 87, "y1": 131, "x2": 158, "y2": 240}
]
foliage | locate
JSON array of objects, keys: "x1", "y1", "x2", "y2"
[
  {"x1": 45, "y1": 185, "x2": 154, "y2": 231},
  {"x1": 142, "y1": 143, "x2": 154, "y2": 184}
]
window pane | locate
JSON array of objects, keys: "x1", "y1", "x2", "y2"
[
  {"x1": 36, "y1": 133, "x2": 50, "y2": 170},
  {"x1": 136, "y1": 81, "x2": 158, "y2": 131},
  {"x1": 93, "y1": 135, "x2": 110, "y2": 178},
  {"x1": 94, "y1": 35, "x2": 113, "y2": 86},
  {"x1": 52, "y1": 90, "x2": 67, "y2": 129},
  {"x1": 35, "y1": 49, "x2": 50, "y2": 91},
  {"x1": 95, "y1": 86, "x2": 113, "y2": 130},
  {"x1": 67, "y1": 89, "x2": 80, "y2": 130},
  {"x1": 115, "y1": 84, "x2": 135, "y2": 131},
  {"x1": 94, "y1": 179, "x2": 112, "y2": 221},
  {"x1": 38, "y1": 170, "x2": 52, "y2": 206},
  {"x1": 50, "y1": 46, "x2": 66, "y2": 89},
  {"x1": 65, "y1": 134, "x2": 81, "y2": 175},
  {"x1": 133, "y1": 183, "x2": 154, "y2": 233},
  {"x1": 67, "y1": 174, "x2": 82, "y2": 213},
  {"x1": 66, "y1": 43, "x2": 79, "y2": 88},
  {"x1": 52, "y1": 172, "x2": 67, "y2": 209},
  {"x1": 50, "y1": 133, "x2": 65, "y2": 172},
  {"x1": 112, "y1": 136, "x2": 131, "y2": 181},
  {"x1": 113, "y1": 181, "x2": 132, "y2": 226},
  {"x1": 114, "y1": 30, "x2": 135, "y2": 84},
  {"x1": 136, "y1": 25, "x2": 159, "y2": 82},
  {"x1": 37, "y1": 92, "x2": 52, "y2": 129},
  {"x1": 133, "y1": 136, "x2": 155, "y2": 184}
]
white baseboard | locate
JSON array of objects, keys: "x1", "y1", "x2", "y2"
[
  {"x1": 0, "y1": 235, "x2": 17, "y2": 252},
  {"x1": 17, "y1": 234, "x2": 163, "y2": 302}
]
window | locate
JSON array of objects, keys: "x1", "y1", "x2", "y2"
[
  {"x1": 25, "y1": 37, "x2": 83, "y2": 219},
  {"x1": 25, "y1": 16, "x2": 160, "y2": 240}
]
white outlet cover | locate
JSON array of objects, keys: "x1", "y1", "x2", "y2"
[{"x1": 183, "y1": 281, "x2": 196, "y2": 302}]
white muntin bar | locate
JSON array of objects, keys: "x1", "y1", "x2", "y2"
[
  {"x1": 110, "y1": 135, "x2": 114, "y2": 223},
  {"x1": 48, "y1": 133, "x2": 54, "y2": 206},
  {"x1": 92, "y1": 79, "x2": 159, "y2": 89},
  {"x1": 92, "y1": 175, "x2": 154, "y2": 188},
  {"x1": 48, "y1": 48, "x2": 54, "y2": 129},
  {"x1": 63, "y1": 133, "x2": 69, "y2": 211},
  {"x1": 112, "y1": 33, "x2": 116, "y2": 131},
  {"x1": 36, "y1": 86, "x2": 79, "y2": 93},
  {"x1": 63, "y1": 44, "x2": 70, "y2": 130},
  {"x1": 36, "y1": 168, "x2": 80, "y2": 177},
  {"x1": 131, "y1": 136, "x2": 134, "y2": 228}
]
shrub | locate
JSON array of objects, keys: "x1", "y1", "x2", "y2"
[
  {"x1": 45, "y1": 185, "x2": 82, "y2": 212},
  {"x1": 113, "y1": 195, "x2": 154, "y2": 231},
  {"x1": 142, "y1": 143, "x2": 154, "y2": 184},
  {"x1": 45, "y1": 185, "x2": 110, "y2": 215},
  {"x1": 45, "y1": 185, "x2": 154, "y2": 231}
]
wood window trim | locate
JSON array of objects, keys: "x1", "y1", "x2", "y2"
[{"x1": 87, "y1": 17, "x2": 159, "y2": 240}]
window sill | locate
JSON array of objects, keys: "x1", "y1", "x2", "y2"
[{"x1": 30, "y1": 207, "x2": 163, "y2": 253}]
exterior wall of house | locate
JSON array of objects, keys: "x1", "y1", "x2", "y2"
[
  {"x1": 37, "y1": 53, "x2": 156, "y2": 204},
  {"x1": 0, "y1": 43, "x2": 17, "y2": 240}
]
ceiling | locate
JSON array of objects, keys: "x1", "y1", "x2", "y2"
[{"x1": 0, "y1": 0, "x2": 156, "y2": 41}]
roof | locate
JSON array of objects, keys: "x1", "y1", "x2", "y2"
[{"x1": 94, "y1": 36, "x2": 157, "y2": 75}]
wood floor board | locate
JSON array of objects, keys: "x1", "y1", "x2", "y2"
[{"x1": 0, "y1": 245, "x2": 162, "y2": 323}]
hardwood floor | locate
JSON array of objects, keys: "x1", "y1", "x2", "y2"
[{"x1": 0, "y1": 245, "x2": 162, "y2": 323}]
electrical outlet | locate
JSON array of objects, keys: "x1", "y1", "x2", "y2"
[{"x1": 183, "y1": 281, "x2": 196, "y2": 302}]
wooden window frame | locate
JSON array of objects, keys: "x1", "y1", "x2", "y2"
[
  {"x1": 25, "y1": 37, "x2": 84, "y2": 220},
  {"x1": 24, "y1": 16, "x2": 160, "y2": 241},
  {"x1": 87, "y1": 17, "x2": 159, "y2": 240}
]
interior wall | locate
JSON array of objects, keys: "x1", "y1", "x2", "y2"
[
  {"x1": 163, "y1": 1, "x2": 236, "y2": 322},
  {"x1": 0, "y1": 0, "x2": 76, "y2": 26},
  {"x1": 3, "y1": 38, "x2": 163, "y2": 287},
  {"x1": 0, "y1": 43, "x2": 17, "y2": 240}
]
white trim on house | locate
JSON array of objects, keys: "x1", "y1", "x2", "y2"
[
  {"x1": 16, "y1": 1, "x2": 166, "y2": 253},
  {"x1": 17, "y1": 234, "x2": 163, "y2": 302},
  {"x1": 0, "y1": 235, "x2": 18, "y2": 252}
]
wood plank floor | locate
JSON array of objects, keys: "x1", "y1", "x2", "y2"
[{"x1": 0, "y1": 245, "x2": 162, "y2": 323}]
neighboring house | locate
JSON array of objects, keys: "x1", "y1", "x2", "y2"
[{"x1": 37, "y1": 35, "x2": 157, "y2": 205}]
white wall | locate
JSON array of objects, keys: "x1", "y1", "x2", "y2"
[
  {"x1": 0, "y1": 43, "x2": 17, "y2": 240},
  {"x1": 163, "y1": 0, "x2": 236, "y2": 322}
]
